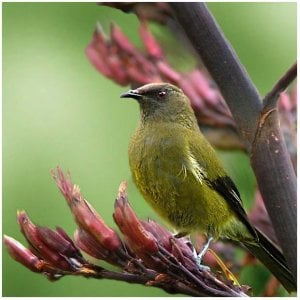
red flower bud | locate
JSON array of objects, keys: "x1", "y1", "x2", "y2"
[
  {"x1": 17, "y1": 211, "x2": 73, "y2": 271},
  {"x1": 188, "y1": 70, "x2": 218, "y2": 104},
  {"x1": 17, "y1": 211, "x2": 41, "y2": 250},
  {"x1": 86, "y1": 45, "x2": 114, "y2": 79},
  {"x1": 56, "y1": 226, "x2": 77, "y2": 246},
  {"x1": 74, "y1": 228, "x2": 109, "y2": 260},
  {"x1": 139, "y1": 22, "x2": 163, "y2": 59},
  {"x1": 36, "y1": 227, "x2": 82, "y2": 261},
  {"x1": 51, "y1": 167, "x2": 73, "y2": 202},
  {"x1": 52, "y1": 167, "x2": 121, "y2": 251},
  {"x1": 157, "y1": 61, "x2": 180, "y2": 83},
  {"x1": 71, "y1": 197, "x2": 121, "y2": 251},
  {"x1": 4, "y1": 235, "x2": 43, "y2": 272},
  {"x1": 110, "y1": 23, "x2": 136, "y2": 55},
  {"x1": 140, "y1": 219, "x2": 173, "y2": 252},
  {"x1": 107, "y1": 55, "x2": 129, "y2": 85},
  {"x1": 113, "y1": 182, "x2": 158, "y2": 254}
]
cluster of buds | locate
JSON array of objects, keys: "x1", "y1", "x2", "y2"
[
  {"x1": 86, "y1": 18, "x2": 297, "y2": 158},
  {"x1": 5, "y1": 212, "x2": 85, "y2": 280},
  {"x1": 86, "y1": 21, "x2": 234, "y2": 129},
  {"x1": 5, "y1": 167, "x2": 250, "y2": 297}
]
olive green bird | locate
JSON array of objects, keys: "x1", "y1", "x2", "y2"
[{"x1": 121, "y1": 83, "x2": 296, "y2": 292}]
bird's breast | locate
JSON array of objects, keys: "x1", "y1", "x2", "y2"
[{"x1": 129, "y1": 126, "x2": 183, "y2": 201}]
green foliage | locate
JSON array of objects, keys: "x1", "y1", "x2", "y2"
[{"x1": 3, "y1": 2, "x2": 296, "y2": 297}]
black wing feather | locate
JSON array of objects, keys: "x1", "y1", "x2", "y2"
[{"x1": 208, "y1": 176, "x2": 257, "y2": 239}]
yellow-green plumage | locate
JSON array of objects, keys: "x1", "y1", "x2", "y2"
[
  {"x1": 121, "y1": 82, "x2": 296, "y2": 292},
  {"x1": 129, "y1": 121, "x2": 246, "y2": 240}
]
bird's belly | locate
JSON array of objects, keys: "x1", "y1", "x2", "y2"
[{"x1": 130, "y1": 145, "x2": 233, "y2": 237}]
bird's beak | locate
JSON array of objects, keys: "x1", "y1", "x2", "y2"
[{"x1": 120, "y1": 89, "x2": 142, "y2": 100}]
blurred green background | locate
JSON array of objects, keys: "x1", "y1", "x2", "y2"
[{"x1": 3, "y1": 2, "x2": 296, "y2": 297}]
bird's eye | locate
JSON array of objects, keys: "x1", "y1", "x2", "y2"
[{"x1": 158, "y1": 91, "x2": 167, "y2": 98}]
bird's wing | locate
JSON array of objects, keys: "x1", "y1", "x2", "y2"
[
  {"x1": 187, "y1": 132, "x2": 257, "y2": 239},
  {"x1": 185, "y1": 148, "x2": 208, "y2": 184},
  {"x1": 207, "y1": 175, "x2": 257, "y2": 238}
]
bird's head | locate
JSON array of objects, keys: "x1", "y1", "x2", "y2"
[{"x1": 121, "y1": 83, "x2": 195, "y2": 124}]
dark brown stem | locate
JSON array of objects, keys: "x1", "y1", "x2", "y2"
[
  {"x1": 252, "y1": 105, "x2": 297, "y2": 281},
  {"x1": 170, "y1": 2, "x2": 297, "y2": 282},
  {"x1": 87, "y1": 268, "x2": 153, "y2": 283},
  {"x1": 81, "y1": 263, "x2": 204, "y2": 296},
  {"x1": 263, "y1": 62, "x2": 297, "y2": 111},
  {"x1": 251, "y1": 64, "x2": 297, "y2": 280},
  {"x1": 251, "y1": 62, "x2": 297, "y2": 278},
  {"x1": 171, "y1": 2, "x2": 262, "y2": 150}
]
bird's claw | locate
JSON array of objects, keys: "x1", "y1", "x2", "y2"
[
  {"x1": 193, "y1": 236, "x2": 214, "y2": 271},
  {"x1": 197, "y1": 262, "x2": 211, "y2": 272}
]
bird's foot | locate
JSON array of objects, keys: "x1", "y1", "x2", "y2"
[
  {"x1": 194, "y1": 236, "x2": 213, "y2": 271},
  {"x1": 197, "y1": 263, "x2": 211, "y2": 272},
  {"x1": 174, "y1": 232, "x2": 213, "y2": 271},
  {"x1": 197, "y1": 236, "x2": 213, "y2": 262},
  {"x1": 191, "y1": 247, "x2": 210, "y2": 271}
]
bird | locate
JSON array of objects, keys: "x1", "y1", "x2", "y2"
[{"x1": 120, "y1": 82, "x2": 296, "y2": 292}]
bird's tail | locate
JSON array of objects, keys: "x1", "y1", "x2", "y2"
[{"x1": 242, "y1": 228, "x2": 296, "y2": 293}]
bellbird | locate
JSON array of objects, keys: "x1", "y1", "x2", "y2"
[{"x1": 121, "y1": 82, "x2": 296, "y2": 292}]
